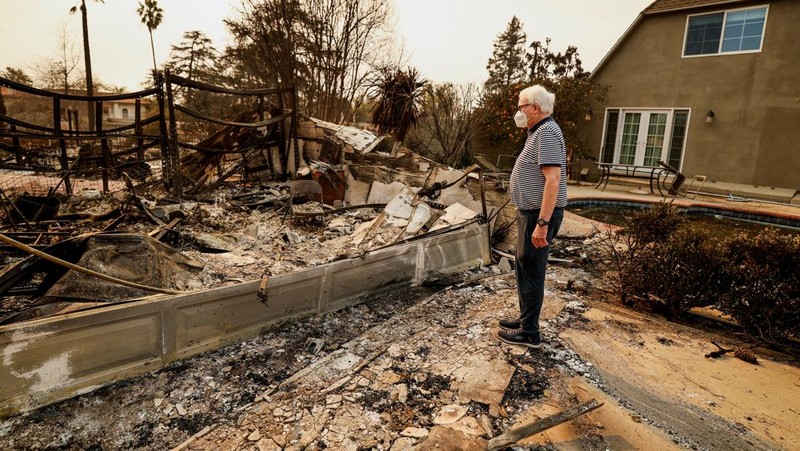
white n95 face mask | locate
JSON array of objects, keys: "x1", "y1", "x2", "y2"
[{"x1": 514, "y1": 110, "x2": 528, "y2": 128}]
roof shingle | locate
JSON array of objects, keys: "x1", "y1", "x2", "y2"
[{"x1": 644, "y1": 0, "x2": 750, "y2": 14}]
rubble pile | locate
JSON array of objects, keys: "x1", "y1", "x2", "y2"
[{"x1": 0, "y1": 121, "x2": 496, "y2": 323}]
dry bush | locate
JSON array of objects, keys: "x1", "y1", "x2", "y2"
[
  {"x1": 626, "y1": 201, "x2": 685, "y2": 245},
  {"x1": 594, "y1": 201, "x2": 687, "y2": 305},
  {"x1": 595, "y1": 202, "x2": 800, "y2": 341},
  {"x1": 719, "y1": 229, "x2": 800, "y2": 341},
  {"x1": 620, "y1": 227, "x2": 728, "y2": 317}
]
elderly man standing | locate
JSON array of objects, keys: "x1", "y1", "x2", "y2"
[{"x1": 498, "y1": 85, "x2": 568, "y2": 348}]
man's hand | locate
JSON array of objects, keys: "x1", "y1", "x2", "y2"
[{"x1": 531, "y1": 224, "x2": 548, "y2": 248}]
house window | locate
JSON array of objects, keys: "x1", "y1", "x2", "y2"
[
  {"x1": 683, "y1": 6, "x2": 767, "y2": 56},
  {"x1": 601, "y1": 110, "x2": 619, "y2": 163},
  {"x1": 601, "y1": 109, "x2": 690, "y2": 170},
  {"x1": 122, "y1": 108, "x2": 129, "y2": 119},
  {"x1": 667, "y1": 111, "x2": 688, "y2": 168}
]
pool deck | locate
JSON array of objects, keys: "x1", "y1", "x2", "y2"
[{"x1": 567, "y1": 181, "x2": 800, "y2": 223}]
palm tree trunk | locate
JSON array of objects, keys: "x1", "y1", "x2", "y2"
[
  {"x1": 80, "y1": 0, "x2": 95, "y2": 131},
  {"x1": 149, "y1": 31, "x2": 157, "y2": 74}
]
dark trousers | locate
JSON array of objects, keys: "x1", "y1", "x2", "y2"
[{"x1": 515, "y1": 207, "x2": 564, "y2": 338}]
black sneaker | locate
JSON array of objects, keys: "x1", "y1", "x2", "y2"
[
  {"x1": 499, "y1": 318, "x2": 520, "y2": 330},
  {"x1": 498, "y1": 329, "x2": 542, "y2": 349}
]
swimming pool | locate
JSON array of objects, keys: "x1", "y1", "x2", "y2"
[{"x1": 566, "y1": 199, "x2": 800, "y2": 236}]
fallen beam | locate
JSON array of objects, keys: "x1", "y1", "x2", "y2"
[
  {"x1": 0, "y1": 222, "x2": 490, "y2": 417},
  {"x1": 487, "y1": 399, "x2": 603, "y2": 450}
]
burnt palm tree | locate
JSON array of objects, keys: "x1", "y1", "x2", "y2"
[
  {"x1": 369, "y1": 67, "x2": 428, "y2": 145},
  {"x1": 137, "y1": 0, "x2": 163, "y2": 75},
  {"x1": 70, "y1": 0, "x2": 104, "y2": 131}
]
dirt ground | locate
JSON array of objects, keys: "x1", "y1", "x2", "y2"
[{"x1": 2, "y1": 225, "x2": 798, "y2": 450}]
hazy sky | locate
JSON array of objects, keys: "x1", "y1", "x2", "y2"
[{"x1": 0, "y1": 0, "x2": 653, "y2": 92}]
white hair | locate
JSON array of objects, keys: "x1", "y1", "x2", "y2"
[{"x1": 519, "y1": 85, "x2": 555, "y2": 114}]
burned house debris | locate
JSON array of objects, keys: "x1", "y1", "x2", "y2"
[
  {"x1": 2, "y1": 74, "x2": 799, "y2": 451},
  {"x1": 0, "y1": 74, "x2": 497, "y2": 418}
]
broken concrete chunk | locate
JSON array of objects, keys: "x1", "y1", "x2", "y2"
[
  {"x1": 344, "y1": 173, "x2": 370, "y2": 206},
  {"x1": 400, "y1": 426, "x2": 429, "y2": 438},
  {"x1": 175, "y1": 403, "x2": 187, "y2": 416},
  {"x1": 497, "y1": 257, "x2": 512, "y2": 272},
  {"x1": 433, "y1": 404, "x2": 468, "y2": 425},
  {"x1": 390, "y1": 437, "x2": 415, "y2": 451},
  {"x1": 375, "y1": 370, "x2": 403, "y2": 388},
  {"x1": 430, "y1": 203, "x2": 480, "y2": 231},
  {"x1": 194, "y1": 232, "x2": 238, "y2": 253},
  {"x1": 416, "y1": 426, "x2": 487, "y2": 450},
  {"x1": 406, "y1": 202, "x2": 432, "y2": 235},
  {"x1": 248, "y1": 429, "x2": 262, "y2": 441},
  {"x1": 396, "y1": 383, "x2": 408, "y2": 403},
  {"x1": 442, "y1": 416, "x2": 486, "y2": 437},
  {"x1": 326, "y1": 394, "x2": 343, "y2": 407},
  {"x1": 367, "y1": 181, "x2": 408, "y2": 204},
  {"x1": 328, "y1": 217, "x2": 348, "y2": 228},
  {"x1": 310, "y1": 117, "x2": 380, "y2": 153},
  {"x1": 282, "y1": 230, "x2": 303, "y2": 246},
  {"x1": 350, "y1": 216, "x2": 382, "y2": 247},
  {"x1": 478, "y1": 415, "x2": 494, "y2": 436},
  {"x1": 384, "y1": 191, "x2": 416, "y2": 226},
  {"x1": 255, "y1": 437, "x2": 282, "y2": 451},
  {"x1": 453, "y1": 359, "x2": 516, "y2": 406}
]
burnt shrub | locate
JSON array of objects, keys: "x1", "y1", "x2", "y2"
[
  {"x1": 595, "y1": 203, "x2": 800, "y2": 342},
  {"x1": 597, "y1": 201, "x2": 688, "y2": 304},
  {"x1": 626, "y1": 201, "x2": 686, "y2": 245},
  {"x1": 620, "y1": 226, "x2": 728, "y2": 317},
  {"x1": 718, "y1": 229, "x2": 800, "y2": 340}
]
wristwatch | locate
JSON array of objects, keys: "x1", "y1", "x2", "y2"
[{"x1": 537, "y1": 218, "x2": 549, "y2": 226}]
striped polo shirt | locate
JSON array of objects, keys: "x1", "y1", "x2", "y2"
[{"x1": 509, "y1": 116, "x2": 568, "y2": 211}]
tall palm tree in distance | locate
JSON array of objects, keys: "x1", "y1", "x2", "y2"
[
  {"x1": 137, "y1": 0, "x2": 163, "y2": 76},
  {"x1": 70, "y1": 0, "x2": 104, "y2": 131}
]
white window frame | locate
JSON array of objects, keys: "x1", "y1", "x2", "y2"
[
  {"x1": 682, "y1": 5, "x2": 769, "y2": 58},
  {"x1": 600, "y1": 108, "x2": 691, "y2": 171}
]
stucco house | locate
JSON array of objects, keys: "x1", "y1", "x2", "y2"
[
  {"x1": 580, "y1": 0, "x2": 800, "y2": 192},
  {"x1": 104, "y1": 98, "x2": 143, "y2": 123}
]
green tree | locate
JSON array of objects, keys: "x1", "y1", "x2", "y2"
[
  {"x1": 478, "y1": 81, "x2": 528, "y2": 149},
  {"x1": 479, "y1": 20, "x2": 607, "y2": 176},
  {"x1": 165, "y1": 31, "x2": 224, "y2": 115},
  {"x1": 166, "y1": 31, "x2": 219, "y2": 83},
  {"x1": 2, "y1": 67, "x2": 34, "y2": 86},
  {"x1": 527, "y1": 38, "x2": 586, "y2": 80},
  {"x1": 526, "y1": 39, "x2": 605, "y2": 172},
  {"x1": 368, "y1": 66, "x2": 427, "y2": 145},
  {"x1": 137, "y1": 0, "x2": 163, "y2": 75},
  {"x1": 484, "y1": 16, "x2": 527, "y2": 95}
]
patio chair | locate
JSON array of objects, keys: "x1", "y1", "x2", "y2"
[
  {"x1": 286, "y1": 179, "x2": 325, "y2": 225},
  {"x1": 657, "y1": 161, "x2": 686, "y2": 196},
  {"x1": 684, "y1": 175, "x2": 708, "y2": 199}
]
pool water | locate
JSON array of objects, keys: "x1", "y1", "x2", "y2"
[{"x1": 567, "y1": 205, "x2": 800, "y2": 239}]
